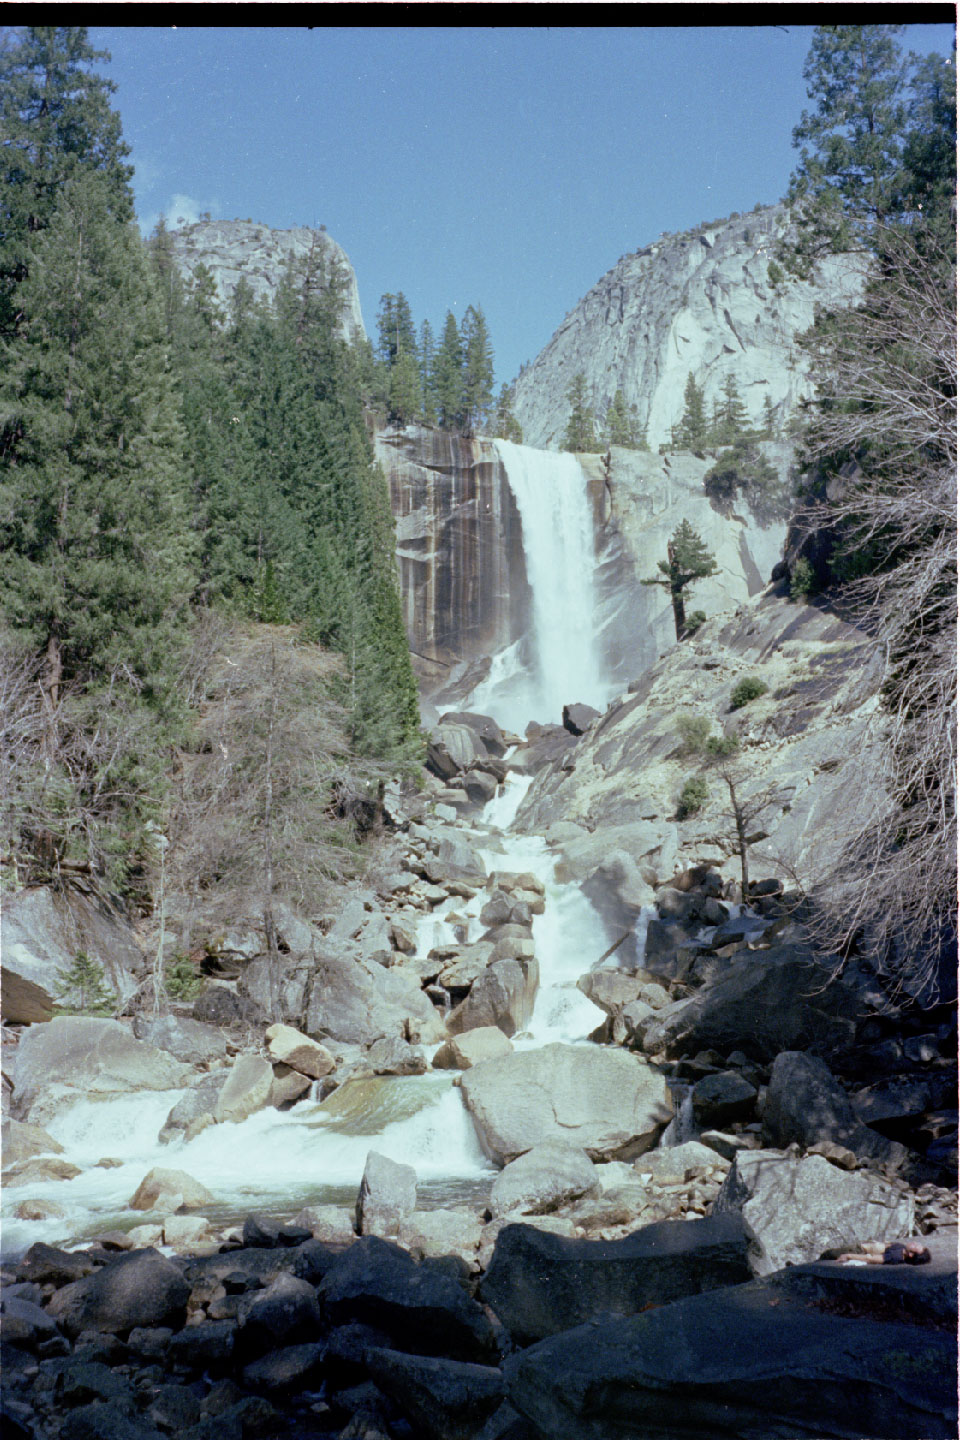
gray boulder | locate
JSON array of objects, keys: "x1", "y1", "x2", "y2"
[
  {"x1": 214, "y1": 1053, "x2": 273, "y2": 1123},
  {"x1": 45, "y1": 1248, "x2": 190, "y2": 1338},
  {"x1": 439, "y1": 711, "x2": 508, "y2": 757},
  {"x1": 714, "y1": 1149, "x2": 914, "y2": 1275},
  {"x1": 132, "y1": 1014, "x2": 227, "y2": 1065},
  {"x1": 427, "y1": 723, "x2": 487, "y2": 780},
  {"x1": 356, "y1": 1150, "x2": 417, "y2": 1238},
  {"x1": 489, "y1": 1141, "x2": 599, "y2": 1219},
  {"x1": 505, "y1": 1262, "x2": 956, "y2": 1440},
  {"x1": 365, "y1": 1036, "x2": 427, "y2": 1076},
  {"x1": 1, "y1": 1118, "x2": 65, "y2": 1165},
  {"x1": 562, "y1": 703, "x2": 600, "y2": 736},
  {"x1": 431, "y1": 1027, "x2": 514, "y2": 1071},
  {"x1": 763, "y1": 1050, "x2": 906, "y2": 1169},
  {"x1": 305, "y1": 951, "x2": 446, "y2": 1046},
  {"x1": 460, "y1": 1043, "x2": 671, "y2": 1164},
  {"x1": 481, "y1": 1214, "x2": 751, "y2": 1345},
  {"x1": 577, "y1": 969, "x2": 646, "y2": 1016},
  {"x1": 158, "y1": 1071, "x2": 228, "y2": 1144},
  {"x1": 12, "y1": 1017, "x2": 191, "y2": 1122},
  {"x1": 448, "y1": 957, "x2": 539, "y2": 1038}
]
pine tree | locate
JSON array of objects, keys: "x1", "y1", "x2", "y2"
[
  {"x1": 435, "y1": 311, "x2": 463, "y2": 429},
  {"x1": 387, "y1": 347, "x2": 422, "y2": 426},
  {"x1": 788, "y1": 24, "x2": 908, "y2": 262},
  {"x1": 672, "y1": 372, "x2": 708, "y2": 450},
  {"x1": 641, "y1": 520, "x2": 718, "y2": 641},
  {"x1": 562, "y1": 372, "x2": 600, "y2": 452},
  {"x1": 606, "y1": 388, "x2": 646, "y2": 448},
  {"x1": 418, "y1": 318, "x2": 437, "y2": 425},
  {"x1": 460, "y1": 305, "x2": 494, "y2": 434},
  {"x1": 376, "y1": 291, "x2": 417, "y2": 368},
  {"x1": 0, "y1": 26, "x2": 133, "y2": 338},
  {"x1": 494, "y1": 383, "x2": 523, "y2": 442},
  {"x1": 711, "y1": 375, "x2": 750, "y2": 447}
]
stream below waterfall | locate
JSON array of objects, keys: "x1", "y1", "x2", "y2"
[
  {"x1": 1, "y1": 770, "x2": 628, "y2": 1257},
  {"x1": 1, "y1": 443, "x2": 647, "y2": 1258}
]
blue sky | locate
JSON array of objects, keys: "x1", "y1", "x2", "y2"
[{"x1": 90, "y1": 22, "x2": 955, "y2": 388}]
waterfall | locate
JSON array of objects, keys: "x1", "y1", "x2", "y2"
[{"x1": 468, "y1": 439, "x2": 610, "y2": 733}]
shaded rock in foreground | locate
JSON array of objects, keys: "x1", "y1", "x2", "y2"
[
  {"x1": 365, "y1": 1348, "x2": 505, "y2": 1440},
  {"x1": 45, "y1": 1248, "x2": 190, "y2": 1338},
  {"x1": 505, "y1": 1260, "x2": 957, "y2": 1440},
  {"x1": 481, "y1": 1214, "x2": 751, "y2": 1344},
  {"x1": 460, "y1": 1043, "x2": 671, "y2": 1165}
]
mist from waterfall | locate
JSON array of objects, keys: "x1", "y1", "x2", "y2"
[{"x1": 467, "y1": 439, "x2": 612, "y2": 734}]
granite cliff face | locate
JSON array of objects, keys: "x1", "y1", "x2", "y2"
[
  {"x1": 167, "y1": 219, "x2": 366, "y2": 342},
  {"x1": 373, "y1": 427, "x2": 530, "y2": 689},
  {"x1": 512, "y1": 204, "x2": 863, "y2": 450}
]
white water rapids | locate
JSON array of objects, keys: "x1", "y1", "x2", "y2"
[{"x1": 2, "y1": 445, "x2": 640, "y2": 1257}]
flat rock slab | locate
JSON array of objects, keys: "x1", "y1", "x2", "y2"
[
  {"x1": 13, "y1": 1017, "x2": 191, "y2": 1119},
  {"x1": 506, "y1": 1266, "x2": 957, "y2": 1440},
  {"x1": 481, "y1": 1213, "x2": 751, "y2": 1344},
  {"x1": 460, "y1": 1043, "x2": 671, "y2": 1164}
]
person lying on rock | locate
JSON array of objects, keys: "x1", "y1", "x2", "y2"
[{"x1": 824, "y1": 1240, "x2": 931, "y2": 1265}]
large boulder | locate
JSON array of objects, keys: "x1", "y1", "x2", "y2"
[
  {"x1": 264, "y1": 1023, "x2": 335, "y2": 1078},
  {"x1": 356, "y1": 1151, "x2": 417, "y2": 1238},
  {"x1": 482, "y1": 1214, "x2": 751, "y2": 1345},
  {"x1": 45, "y1": 1248, "x2": 190, "y2": 1338},
  {"x1": 235, "y1": 1271, "x2": 323, "y2": 1361},
  {"x1": 1, "y1": 1118, "x2": 65, "y2": 1166},
  {"x1": 714, "y1": 1149, "x2": 914, "y2": 1275},
  {"x1": 641, "y1": 943, "x2": 857, "y2": 1062},
  {"x1": 426, "y1": 723, "x2": 488, "y2": 781},
  {"x1": 128, "y1": 1167, "x2": 215, "y2": 1211},
  {"x1": 432, "y1": 1027, "x2": 514, "y2": 1071},
  {"x1": 489, "y1": 1141, "x2": 599, "y2": 1220},
  {"x1": 505, "y1": 1259, "x2": 957, "y2": 1440},
  {"x1": 447, "y1": 957, "x2": 539, "y2": 1038},
  {"x1": 438, "y1": 711, "x2": 508, "y2": 757},
  {"x1": 214, "y1": 1054, "x2": 274, "y2": 1123},
  {"x1": 318, "y1": 1235, "x2": 499, "y2": 1363},
  {"x1": 131, "y1": 1014, "x2": 227, "y2": 1065},
  {"x1": 365, "y1": 1348, "x2": 506, "y2": 1440},
  {"x1": 158, "y1": 1071, "x2": 229, "y2": 1144},
  {"x1": 460, "y1": 1044, "x2": 672, "y2": 1165},
  {"x1": 12, "y1": 1017, "x2": 191, "y2": 1122},
  {"x1": 305, "y1": 951, "x2": 446, "y2": 1046},
  {"x1": 763, "y1": 1050, "x2": 906, "y2": 1169}
]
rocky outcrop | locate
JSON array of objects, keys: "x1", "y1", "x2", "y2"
[
  {"x1": 515, "y1": 583, "x2": 885, "y2": 907},
  {"x1": 167, "y1": 219, "x2": 365, "y2": 342},
  {"x1": 375, "y1": 426, "x2": 529, "y2": 683},
  {"x1": 512, "y1": 203, "x2": 863, "y2": 450},
  {"x1": 1, "y1": 886, "x2": 145, "y2": 1022}
]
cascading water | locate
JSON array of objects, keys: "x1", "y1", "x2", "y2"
[
  {"x1": 2, "y1": 442, "x2": 643, "y2": 1259},
  {"x1": 467, "y1": 439, "x2": 612, "y2": 732}
]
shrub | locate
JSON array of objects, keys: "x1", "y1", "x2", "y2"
[
  {"x1": 767, "y1": 259, "x2": 786, "y2": 290},
  {"x1": 789, "y1": 556, "x2": 817, "y2": 600},
  {"x1": 676, "y1": 776, "x2": 709, "y2": 819},
  {"x1": 54, "y1": 952, "x2": 114, "y2": 1016},
  {"x1": 730, "y1": 677, "x2": 769, "y2": 710},
  {"x1": 676, "y1": 713, "x2": 712, "y2": 755},
  {"x1": 165, "y1": 954, "x2": 205, "y2": 1002},
  {"x1": 706, "y1": 733, "x2": 741, "y2": 758},
  {"x1": 683, "y1": 610, "x2": 708, "y2": 638}
]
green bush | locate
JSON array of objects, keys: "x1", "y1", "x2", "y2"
[
  {"x1": 676, "y1": 775, "x2": 709, "y2": 819},
  {"x1": 54, "y1": 952, "x2": 115, "y2": 1015},
  {"x1": 789, "y1": 557, "x2": 817, "y2": 600},
  {"x1": 676, "y1": 713, "x2": 712, "y2": 755},
  {"x1": 164, "y1": 954, "x2": 205, "y2": 1002},
  {"x1": 706, "y1": 733, "x2": 741, "y2": 758},
  {"x1": 730, "y1": 677, "x2": 769, "y2": 710},
  {"x1": 767, "y1": 259, "x2": 786, "y2": 290},
  {"x1": 683, "y1": 609, "x2": 707, "y2": 638}
]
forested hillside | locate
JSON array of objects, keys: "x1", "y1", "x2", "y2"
[{"x1": 0, "y1": 27, "x2": 419, "y2": 920}]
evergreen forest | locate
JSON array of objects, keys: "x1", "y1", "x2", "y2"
[{"x1": 0, "y1": 27, "x2": 421, "y2": 919}]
